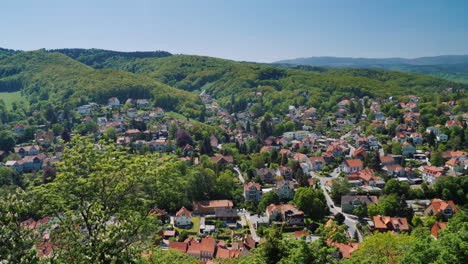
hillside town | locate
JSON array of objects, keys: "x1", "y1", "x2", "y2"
[{"x1": 0, "y1": 87, "x2": 467, "y2": 262}]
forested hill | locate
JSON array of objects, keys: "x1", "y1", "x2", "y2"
[
  {"x1": 0, "y1": 48, "x2": 21, "y2": 60},
  {"x1": 0, "y1": 51, "x2": 204, "y2": 117},
  {"x1": 62, "y1": 53, "x2": 467, "y2": 115},
  {"x1": 273, "y1": 55, "x2": 468, "y2": 83},
  {"x1": 49, "y1": 48, "x2": 172, "y2": 69},
  {"x1": 275, "y1": 55, "x2": 468, "y2": 66}
]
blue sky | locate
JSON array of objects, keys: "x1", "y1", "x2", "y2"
[{"x1": 1, "y1": 0, "x2": 467, "y2": 62}]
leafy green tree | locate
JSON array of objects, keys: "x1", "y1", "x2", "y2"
[
  {"x1": 349, "y1": 232, "x2": 414, "y2": 264},
  {"x1": 256, "y1": 226, "x2": 287, "y2": 264},
  {"x1": 0, "y1": 189, "x2": 40, "y2": 263},
  {"x1": 258, "y1": 191, "x2": 280, "y2": 213},
  {"x1": 0, "y1": 130, "x2": 15, "y2": 152},
  {"x1": 33, "y1": 136, "x2": 161, "y2": 263},
  {"x1": 293, "y1": 187, "x2": 327, "y2": 221},
  {"x1": 330, "y1": 178, "x2": 351, "y2": 204},
  {"x1": 430, "y1": 152, "x2": 445, "y2": 166},
  {"x1": 334, "y1": 213, "x2": 345, "y2": 225}
]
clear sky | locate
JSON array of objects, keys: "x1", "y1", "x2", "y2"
[{"x1": 1, "y1": 0, "x2": 467, "y2": 62}]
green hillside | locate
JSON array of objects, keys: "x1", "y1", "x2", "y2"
[
  {"x1": 0, "y1": 51, "x2": 204, "y2": 117},
  {"x1": 49, "y1": 48, "x2": 172, "y2": 69},
  {"x1": 0, "y1": 48, "x2": 21, "y2": 60},
  {"x1": 69, "y1": 53, "x2": 467, "y2": 115}
]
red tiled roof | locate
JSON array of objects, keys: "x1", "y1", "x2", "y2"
[
  {"x1": 244, "y1": 182, "x2": 261, "y2": 191},
  {"x1": 431, "y1": 222, "x2": 448, "y2": 239},
  {"x1": 344, "y1": 159, "x2": 363, "y2": 168},
  {"x1": 372, "y1": 216, "x2": 409, "y2": 231},
  {"x1": 169, "y1": 241, "x2": 188, "y2": 253},
  {"x1": 176, "y1": 206, "x2": 191, "y2": 217},
  {"x1": 326, "y1": 241, "x2": 359, "y2": 258},
  {"x1": 428, "y1": 199, "x2": 458, "y2": 215}
]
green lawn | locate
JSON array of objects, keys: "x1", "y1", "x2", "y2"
[
  {"x1": 0, "y1": 91, "x2": 28, "y2": 108},
  {"x1": 175, "y1": 216, "x2": 200, "y2": 233},
  {"x1": 167, "y1": 111, "x2": 203, "y2": 125}
]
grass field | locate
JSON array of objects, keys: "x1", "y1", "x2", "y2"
[
  {"x1": 0, "y1": 91, "x2": 28, "y2": 108},
  {"x1": 175, "y1": 216, "x2": 200, "y2": 234}
]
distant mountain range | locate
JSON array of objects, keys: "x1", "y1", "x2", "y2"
[{"x1": 273, "y1": 55, "x2": 468, "y2": 83}]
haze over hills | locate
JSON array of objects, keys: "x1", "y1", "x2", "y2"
[{"x1": 274, "y1": 55, "x2": 468, "y2": 83}]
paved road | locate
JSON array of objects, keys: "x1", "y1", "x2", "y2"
[
  {"x1": 315, "y1": 167, "x2": 363, "y2": 242},
  {"x1": 234, "y1": 166, "x2": 245, "y2": 184},
  {"x1": 240, "y1": 213, "x2": 260, "y2": 242}
]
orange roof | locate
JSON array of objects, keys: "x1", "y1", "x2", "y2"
[
  {"x1": 176, "y1": 206, "x2": 191, "y2": 217},
  {"x1": 294, "y1": 231, "x2": 310, "y2": 238},
  {"x1": 431, "y1": 222, "x2": 448, "y2": 239},
  {"x1": 344, "y1": 159, "x2": 363, "y2": 168},
  {"x1": 169, "y1": 241, "x2": 188, "y2": 253},
  {"x1": 428, "y1": 199, "x2": 458, "y2": 215},
  {"x1": 372, "y1": 216, "x2": 409, "y2": 231},
  {"x1": 326, "y1": 241, "x2": 359, "y2": 258},
  {"x1": 244, "y1": 182, "x2": 261, "y2": 191},
  {"x1": 193, "y1": 200, "x2": 233, "y2": 210},
  {"x1": 215, "y1": 247, "x2": 242, "y2": 259}
]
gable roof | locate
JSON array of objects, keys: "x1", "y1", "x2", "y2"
[
  {"x1": 244, "y1": 182, "x2": 261, "y2": 191},
  {"x1": 372, "y1": 216, "x2": 409, "y2": 231},
  {"x1": 344, "y1": 159, "x2": 363, "y2": 168},
  {"x1": 428, "y1": 199, "x2": 458, "y2": 215},
  {"x1": 176, "y1": 206, "x2": 191, "y2": 218}
]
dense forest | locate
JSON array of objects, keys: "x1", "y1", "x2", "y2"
[{"x1": 0, "y1": 51, "x2": 204, "y2": 117}]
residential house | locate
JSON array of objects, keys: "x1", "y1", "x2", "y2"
[
  {"x1": 175, "y1": 207, "x2": 192, "y2": 227},
  {"x1": 35, "y1": 131, "x2": 54, "y2": 147},
  {"x1": 421, "y1": 166, "x2": 445, "y2": 184},
  {"x1": 426, "y1": 126, "x2": 441, "y2": 135},
  {"x1": 327, "y1": 241, "x2": 359, "y2": 259},
  {"x1": 274, "y1": 181, "x2": 295, "y2": 201},
  {"x1": 255, "y1": 168, "x2": 276, "y2": 184},
  {"x1": 14, "y1": 145, "x2": 40, "y2": 157},
  {"x1": 125, "y1": 129, "x2": 141, "y2": 139},
  {"x1": 341, "y1": 195, "x2": 378, "y2": 214},
  {"x1": 431, "y1": 222, "x2": 447, "y2": 239},
  {"x1": 341, "y1": 159, "x2": 363, "y2": 174},
  {"x1": 353, "y1": 147, "x2": 366, "y2": 160},
  {"x1": 410, "y1": 132, "x2": 424, "y2": 145},
  {"x1": 393, "y1": 132, "x2": 407, "y2": 143},
  {"x1": 22, "y1": 154, "x2": 45, "y2": 172},
  {"x1": 244, "y1": 182, "x2": 262, "y2": 203},
  {"x1": 445, "y1": 120, "x2": 462, "y2": 128},
  {"x1": 77, "y1": 104, "x2": 94, "y2": 115},
  {"x1": 107, "y1": 97, "x2": 120, "y2": 107},
  {"x1": 12, "y1": 124, "x2": 31, "y2": 136},
  {"x1": 5, "y1": 160, "x2": 24, "y2": 173},
  {"x1": 309, "y1": 157, "x2": 326, "y2": 172},
  {"x1": 266, "y1": 204, "x2": 304, "y2": 226},
  {"x1": 136, "y1": 99, "x2": 149, "y2": 107},
  {"x1": 210, "y1": 155, "x2": 234, "y2": 165},
  {"x1": 372, "y1": 216, "x2": 409, "y2": 232},
  {"x1": 445, "y1": 158, "x2": 465, "y2": 172},
  {"x1": 436, "y1": 134, "x2": 448, "y2": 142},
  {"x1": 380, "y1": 155, "x2": 396, "y2": 166},
  {"x1": 276, "y1": 166, "x2": 293, "y2": 180},
  {"x1": 424, "y1": 199, "x2": 458, "y2": 217},
  {"x1": 192, "y1": 200, "x2": 233, "y2": 214},
  {"x1": 127, "y1": 108, "x2": 138, "y2": 118},
  {"x1": 382, "y1": 164, "x2": 405, "y2": 177},
  {"x1": 283, "y1": 131, "x2": 309, "y2": 140},
  {"x1": 401, "y1": 142, "x2": 416, "y2": 156},
  {"x1": 294, "y1": 231, "x2": 315, "y2": 242}
]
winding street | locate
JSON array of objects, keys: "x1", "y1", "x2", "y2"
[
  {"x1": 233, "y1": 166, "x2": 245, "y2": 184},
  {"x1": 314, "y1": 168, "x2": 364, "y2": 242}
]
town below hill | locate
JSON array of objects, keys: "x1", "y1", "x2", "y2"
[{"x1": 0, "y1": 48, "x2": 467, "y2": 264}]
